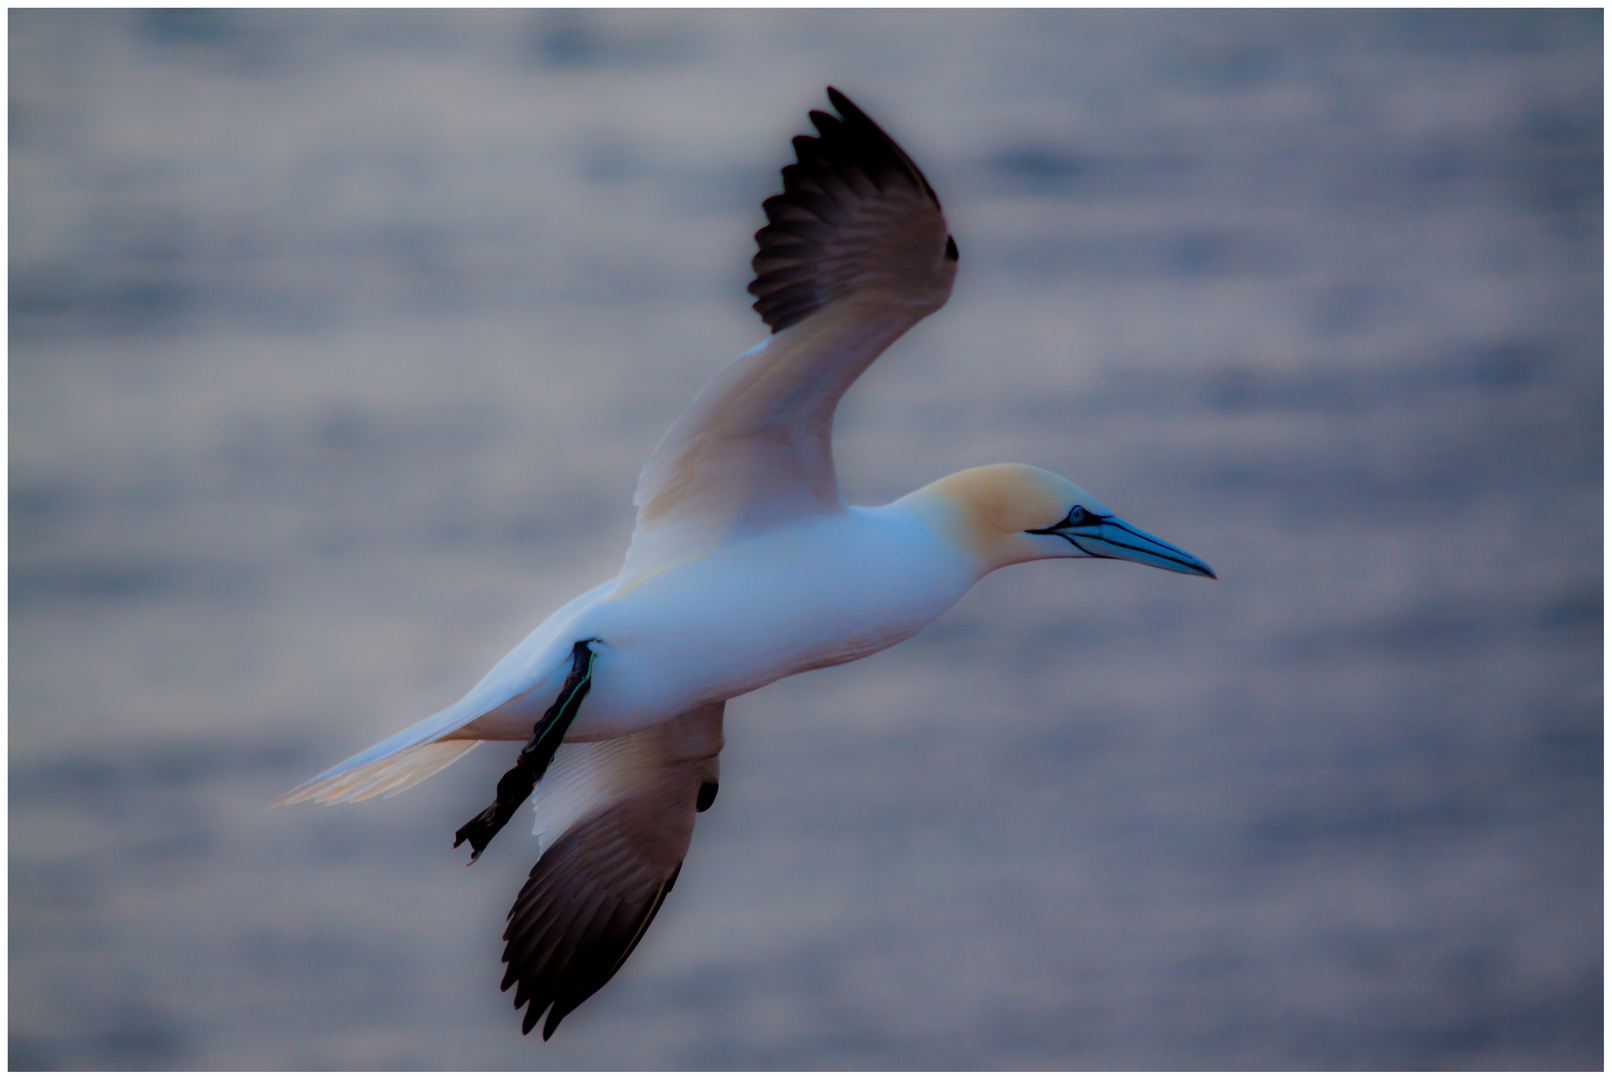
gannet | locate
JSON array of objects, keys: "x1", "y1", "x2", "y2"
[{"x1": 275, "y1": 88, "x2": 1214, "y2": 1039}]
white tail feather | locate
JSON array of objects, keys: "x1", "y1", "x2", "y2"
[{"x1": 271, "y1": 740, "x2": 480, "y2": 807}]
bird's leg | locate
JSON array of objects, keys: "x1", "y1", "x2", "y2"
[{"x1": 454, "y1": 640, "x2": 596, "y2": 864}]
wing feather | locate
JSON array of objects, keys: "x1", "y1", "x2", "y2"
[
  {"x1": 616, "y1": 89, "x2": 957, "y2": 589},
  {"x1": 502, "y1": 703, "x2": 723, "y2": 1038}
]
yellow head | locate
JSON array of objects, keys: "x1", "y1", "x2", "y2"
[{"x1": 901, "y1": 463, "x2": 1215, "y2": 578}]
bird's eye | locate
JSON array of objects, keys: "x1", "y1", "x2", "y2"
[{"x1": 1026, "y1": 505, "x2": 1098, "y2": 537}]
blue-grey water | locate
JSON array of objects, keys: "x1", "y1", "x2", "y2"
[{"x1": 9, "y1": 9, "x2": 1602, "y2": 1070}]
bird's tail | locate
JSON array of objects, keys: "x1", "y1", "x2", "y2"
[{"x1": 271, "y1": 738, "x2": 481, "y2": 807}]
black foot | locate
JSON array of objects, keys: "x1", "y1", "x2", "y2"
[{"x1": 455, "y1": 640, "x2": 595, "y2": 864}]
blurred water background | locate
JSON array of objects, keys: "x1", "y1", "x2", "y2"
[{"x1": 8, "y1": 9, "x2": 1603, "y2": 1070}]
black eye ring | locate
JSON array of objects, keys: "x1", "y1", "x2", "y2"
[{"x1": 1026, "y1": 505, "x2": 1099, "y2": 537}]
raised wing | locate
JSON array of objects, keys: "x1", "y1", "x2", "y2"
[
  {"x1": 748, "y1": 87, "x2": 955, "y2": 334},
  {"x1": 616, "y1": 88, "x2": 957, "y2": 590},
  {"x1": 503, "y1": 702, "x2": 724, "y2": 1038}
]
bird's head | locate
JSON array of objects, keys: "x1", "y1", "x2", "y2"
[{"x1": 908, "y1": 463, "x2": 1216, "y2": 579}]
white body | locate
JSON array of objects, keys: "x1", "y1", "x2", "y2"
[{"x1": 463, "y1": 501, "x2": 979, "y2": 743}]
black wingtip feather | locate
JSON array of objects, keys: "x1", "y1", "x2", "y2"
[
  {"x1": 500, "y1": 809, "x2": 691, "y2": 1039},
  {"x1": 748, "y1": 87, "x2": 945, "y2": 334},
  {"x1": 824, "y1": 85, "x2": 856, "y2": 115}
]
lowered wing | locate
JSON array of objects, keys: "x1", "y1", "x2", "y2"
[{"x1": 504, "y1": 702, "x2": 725, "y2": 1038}]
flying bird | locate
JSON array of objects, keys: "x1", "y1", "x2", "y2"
[{"x1": 275, "y1": 87, "x2": 1214, "y2": 1039}]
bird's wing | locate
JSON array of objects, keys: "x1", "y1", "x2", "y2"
[
  {"x1": 617, "y1": 88, "x2": 956, "y2": 590},
  {"x1": 504, "y1": 701, "x2": 725, "y2": 1039}
]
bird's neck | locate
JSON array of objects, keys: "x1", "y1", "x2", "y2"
[{"x1": 890, "y1": 467, "x2": 1031, "y2": 577}]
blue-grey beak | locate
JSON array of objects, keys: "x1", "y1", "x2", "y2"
[{"x1": 1032, "y1": 512, "x2": 1216, "y2": 579}]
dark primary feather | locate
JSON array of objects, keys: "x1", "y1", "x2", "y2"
[
  {"x1": 500, "y1": 704, "x2": 723, "y2": 1038},
  {"x1": 749, "y1": 87, "x2": 951, "y2": 333},
  {"x1": 503, "y1": 790, "x2": 686, "y2": 1038}
]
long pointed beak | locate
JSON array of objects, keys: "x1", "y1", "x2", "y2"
[{"x1": 1060, "y1": 515, "x2": 1217, "y2": 579}]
